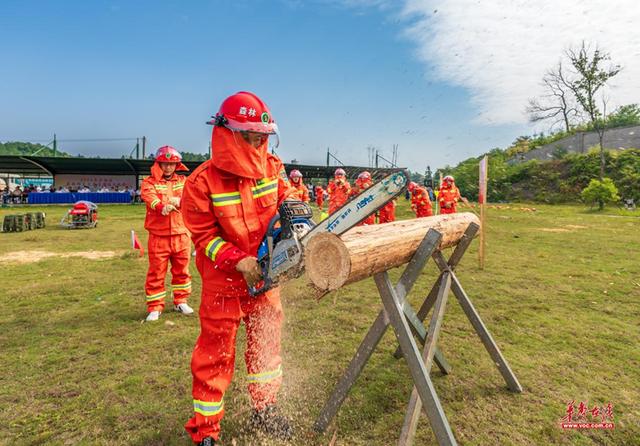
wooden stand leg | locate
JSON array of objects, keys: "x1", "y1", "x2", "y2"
[
  {"x1": 375, "y1": 272, "x2": 457, "y2": 446},
  {"x1": 398, "y1": 272, "x2": 452, "y2": 445}
]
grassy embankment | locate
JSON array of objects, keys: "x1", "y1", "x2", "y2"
[{"x1": 0, "y1": 202, "x2": 638, "y2": 445}]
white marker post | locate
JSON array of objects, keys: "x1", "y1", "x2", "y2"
[{"x1": 478, "y1": 155, "x2": 488, "y2": 269}]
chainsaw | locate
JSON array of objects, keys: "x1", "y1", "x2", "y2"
[{"x1": 248, "y1": 170, "x2": 409, "y2": 296}]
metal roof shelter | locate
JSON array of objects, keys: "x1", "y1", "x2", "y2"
[{"x1": 0, "y1": 155, "x2": 402, "y2": 180}]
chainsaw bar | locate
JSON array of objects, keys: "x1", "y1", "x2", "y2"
[{"x1": 301, "y1": 170, "x2": 409, "y2": 247}]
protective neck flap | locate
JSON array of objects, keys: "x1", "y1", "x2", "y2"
[
  {"x1": 151, "y1": 162, "x2": 188, "y2": 181},
  {"x1": 211, "y1": 126, "x2": 268, "y2": 179}
]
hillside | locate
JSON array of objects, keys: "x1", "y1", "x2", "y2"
[
  {"x1": 0, "y1": 141, "x2": 71, "y2": 157},
  {"x1": 442, "y1": 148, "x2": 640, "y2": 204}
]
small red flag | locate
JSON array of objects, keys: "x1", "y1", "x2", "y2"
[{"x1": 131, "y1": 230, "x2": 144, "y2": 256}]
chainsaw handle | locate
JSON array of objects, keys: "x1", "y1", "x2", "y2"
[{"x1": 248, "y1": 276, "x2": 275, "y2": 298}]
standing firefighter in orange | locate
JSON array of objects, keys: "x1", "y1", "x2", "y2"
[
  {"x1": 314, "y1": 184, "x2": 325, "y2": 209},
  {"x1": 327, "y1": 168, "x2": 351, "y2": 214},
  {"x1": 289, "y1": 169, "x2": 309, "y2": 202},
  {"x1": 408, "y1": 181, "x2": 433, "y2": 218},
  {"x1": 181, "y1": 92, "x2": 296, "y2": 446},
  {"x1": 353, "y1": 171, "x2": 375, "y2": 225},
  {"x1": 378, "y1": 199, "x2": 396, "y2": 223},
  {"x1": 141, "y1": 146, "x2": 193, "y2": 322},
  {"x1": 439, "y1": 175, "x2": 461, "y2": 214}
]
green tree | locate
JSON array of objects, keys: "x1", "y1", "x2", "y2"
[
  {"x1": 581, "y1": 178, "x2": 620, "y2": 210},
  {"x1": 566, "y1": 42, "x2": 621, "y2": 180}
]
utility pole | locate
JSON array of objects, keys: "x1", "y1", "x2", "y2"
[
  {"x1": 136, "y1": 138, "x2": 140, "y2": 159},
  {"x1": 375, "y1": 150, "x2": 379, "y2": 168},
  {"x1": 53, "y1": 133, "x2": 57, "y2": 157},
  {"x1": 142, "y1": 136, "x2": 146, "y2": 159},
  {"x1": 326, "y1": 147, "x2": 330, "y2": 167}
]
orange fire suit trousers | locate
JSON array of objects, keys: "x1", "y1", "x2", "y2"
[
  {"x1": 185, "y1": 288, "x2": 283, "y2": 443},
  {"x1": 145, "y1": 233, "x2": 192, "y2": 312}
]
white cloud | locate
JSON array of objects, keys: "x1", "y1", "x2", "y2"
[{"x1": 398, "y1": 0, "x2": 640, "y2": 125}]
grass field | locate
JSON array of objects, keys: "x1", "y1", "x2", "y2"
[{"x1": 0, "y1": 201, "x2": 639, "y2": 445}]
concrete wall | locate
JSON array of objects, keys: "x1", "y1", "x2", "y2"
[{"x1": 511, "y1": 125, "x2": 640, "y2": 163}]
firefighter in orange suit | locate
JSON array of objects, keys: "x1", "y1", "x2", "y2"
[
  {"x1": 327, "y1": 168, "x2": 351, "y2": 214},
  {"x1": 140, "y1": 146, "x2": 193, "y2": 322},
  {"x1": 181, "y1": 92, "x2": 296, "y2": 446},
  {"x1": 353, "y1": 171, "x2": 375, "y2": 225},
  {"x1": 439, "y1": 175, "x2": 461, "y2": 214},
  {"x1": 289, "y1": 169, "x2": 309, "y2": 202},
  {"x1": 314, "y1": 185, "x2": 325, "y2": 209},
  {"x1": 408, "y1": 181, "x2": 433, "y2": 218},
  {"x1": 379, "y1": 199, "x2": 396, "y2": 223}
]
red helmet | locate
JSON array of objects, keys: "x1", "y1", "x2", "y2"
[
  {"x1": 408, "y1": 182, "x2": 417, "y2": 192},
  {"x1": 358, "y1": 171, "x2": 371, "y2": 180},
  {"x1": 155, "y1": 145, "x2": 183, "y2": 163},
  {"x1": 335, "y1": 168, "x2": 346, "y2": 177},
  {"x1": 289, "y1": 169, "x2": 303, "y2": 179},
  {"x1": 207, "y1": 91, "x2": 278, "y2": 136},
  {"x1": 444, "y1": 175, "x2": 454, "y2": 183}
]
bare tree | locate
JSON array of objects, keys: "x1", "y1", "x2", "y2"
[
  {"x1": 565, "y1": 42, "x2": 621, "y2": 180},
  {"x1": 526, "y1": 62, "x2": 580, "y2": 132}
]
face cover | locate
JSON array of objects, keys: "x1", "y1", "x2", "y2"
[
  {"x1": 211, "y1": 126, "x2": 268, "y2": 179},
  {"x1": 150, "y1": 161, "x2": 188, "y2": 181}
]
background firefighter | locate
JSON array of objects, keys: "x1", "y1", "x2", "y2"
[
  {"x1": 408, "y1": 181, "x2": 433, "y2": 218},
  {"x1": 314, "y1": 184, "x2": 325, "y2": 210},
  {"x1": 378, "y1": 199, "x2": 396, "y2": 223},
  {"x1": 289, "y1": 169, "x2": 310, "y2": 202},
  {"x1": 140, "y1": 146, "x2": 193, "y2": 322},
  {"x1": 352, "y1": 171, "x2": 376, "y2": 225},
  {"x1": 327, "y1": 168, "x2": 351, "y2": 214},
  {"x1": 439, "y1": 175, "x2": 462, "y2": 214},
  {"x1": 181, "y1": 92, "x2": 296, "y2": 446}
]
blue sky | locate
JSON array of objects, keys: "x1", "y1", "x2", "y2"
[{"x1": 2, "y1": 1, "x2": 636, "y2": 171}]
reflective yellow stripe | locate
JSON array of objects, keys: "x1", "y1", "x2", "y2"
[
  {"x1": 247, "y1": 365, "x2": 283, "y2": 384},
  {"x1": 205, "y1": 237, "x2": 226, "y2": 262},
  {"x1": 210, "y1": 191, "x2": 242, "y2": 207},
  {"x1": 172, "y1": 282, "x2": 191, "y2": 290},
  {"x1": 150, "y1": 199, "x2": 161, "y2": 209},
  {"x1": 193, "y1": 398, "x2": 224, "y2": 416},
  {"x1": 252, "y1": 179, "x2": 278, "y2": 198},
  {"x1": 146, "y1": 291, "x2": 166, "y2": 302},
  {"x1": 173, "y1": 183, "x2": 184, "y2": 189}
]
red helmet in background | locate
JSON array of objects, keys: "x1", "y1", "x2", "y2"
[
  {"x1": 155, "y1": 145, "x2": 183, "y2": 163},
  {"x1": 444, "y1": 175, "x2": 455, "y2": 183},
  {"x1": 289, "y1": 169, "x2": 303, "y2": 180},
  {"x1": 335, "y1": 168, "x2": 346, "y2": 177},
  {"x1": 208, "y1": 91, "x2": 278, "y2": 136},
  {"x1": 408, "y1": 182, "x2": 417, "y2": 192},
  {"x1": 358, "y1": 171, "x2": 371, "y2": 181}
]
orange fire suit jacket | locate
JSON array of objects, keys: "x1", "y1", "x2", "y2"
[
  {"x1": 411, "y1": 186, "x2": 433, "y2": 217},
  {"x1": 439, "y1": 185, "x2": 461, "y2": 213},
  {"x1": 140, "y1": 174, "x2": 189, "y2": 236},
  {"x1": 327, "y1": 178, "x2": 351, "y2": 213},
  {"x1": 291, "y1": 182, "x2": 310, "y2": 202},
  {"x1": 181, "y1": 155, "x2": 295, "y2": 296}
]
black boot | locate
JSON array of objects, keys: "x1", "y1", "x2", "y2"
[
  {"x1": 249, "y1": 405, "x2": 294, "y2": 440},
  {"x1": 197, "y1": 437, "x2": 218, "y2": 446}
]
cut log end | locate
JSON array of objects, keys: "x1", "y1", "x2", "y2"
[
  {"x1": 304, "y1": 232, "x2": 351, "y2": 291},
  {"x1": 304, "y1": 213, "x2": 480, "y2": 293}
]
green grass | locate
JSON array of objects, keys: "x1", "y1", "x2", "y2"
[{"x1": 0, "y1": 202, "x2": 638, "y2": 445}]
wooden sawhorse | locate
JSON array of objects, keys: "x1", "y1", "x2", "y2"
[{"x1": 313, "y1": 223, "x2": 522, "y2": 445}]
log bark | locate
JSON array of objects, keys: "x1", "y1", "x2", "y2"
[{"x1": 304, "y1": 212, "x2": 480, "y2": 291}]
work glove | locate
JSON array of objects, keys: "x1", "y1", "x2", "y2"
[
  {"x1": 161, "y1": 204, "x2": 176, "y2": 216},
  {"x1": 169, "y1": 197, "x2": 181, "y2": 207},
  {"x1": 236, "y1": 256, "x2": 262, "y2": 287}
]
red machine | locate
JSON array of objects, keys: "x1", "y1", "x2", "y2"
[{"x1": 60, "y1": 201, "x2": 98, "y2": 229}]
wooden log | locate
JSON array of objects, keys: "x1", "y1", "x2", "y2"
[{"x1": 304, "y1": 212, "x2": 480, "y2": 291}]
